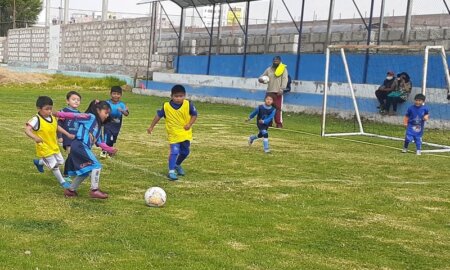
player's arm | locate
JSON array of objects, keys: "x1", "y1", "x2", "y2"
[
  {"x1": 24, "y1": 124, "x2": 42, "y2": 143},
  {"x1": 54, "y1": 111, "x2": 91, "y2": 121},
  {"x1": 147, "y1": 115, "x2": 161, "y2": 134},
  {"x1": 119, "y1": 103, "x2": 129, "y2": 116},
  {"x1": 403, "y1": 116, "x2": 409, "y2": 127},
  {"x1": 184, "y1": 115, "x2": 197, "y2": 130},
  {"x1": 423, "y1": 113, "x2": 429, "y2": 121},
  {"x1": 246, "y1": 107, "x2": 259, "y2": 122},
  {"x1": 263, "y1": 109, "x2": 277, "y2": 125},
  {"x1": 57, "y1": 125, "x2": 75, "y2": 140}
]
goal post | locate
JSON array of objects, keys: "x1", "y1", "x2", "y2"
[{"x1": 321, "y1": 44, "x2": 450, "y2": 153}]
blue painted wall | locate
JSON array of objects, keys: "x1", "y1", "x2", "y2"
[
  {"x1": 144, "y1": 81, "x2": 450, "y2": 121},
  {"x1": 176, "y1": 53, "x2": 449, "y2": 89}
]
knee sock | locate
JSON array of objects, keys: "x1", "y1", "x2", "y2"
[
  {"x1": 250, "y1": 135, "x2": 258, "y2": 140},
  {"x1": 71, "y1": 174, "x2": 88, "y2": 190},
  {"x1": 90, "y1": 169, "x2": 101, "y2": 190},
  {"x1": 52, "y1": 167, "x2": 66, "y2": 184},
  {"x1": 263, "y1": 138, "x2": 269, "y2": 151}
]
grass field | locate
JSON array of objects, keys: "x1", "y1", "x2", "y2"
[{"x1": 0, "y1": 78, "x2": 449, "y2": 269}]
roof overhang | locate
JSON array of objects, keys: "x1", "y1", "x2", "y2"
[{"x1": 137, "y1": 0, "x2": 260, "y2": 8}]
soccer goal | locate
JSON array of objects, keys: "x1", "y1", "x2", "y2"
[{"x1": 321, "y1": 44, "x2": 450, "y2": 153}]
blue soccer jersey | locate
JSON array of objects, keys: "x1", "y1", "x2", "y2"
[
  {"x1": 405, "y1": 104, "x2": 429, "y2": 137},
  {"x1": 106, "y1": 100, "x2": 127, "y2": 126},
  {"x1": 58, "y1": 107, "x2": 80, "y2": 146},
  {"x1": 75, "y1": 113, "x2": 104, "y2": 149}
]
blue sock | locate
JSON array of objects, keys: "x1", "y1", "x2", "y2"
[
  {"x1": 169, "y1": 153, "x2": 177, "y2": 170},
  {"x1": 263, "y1": 138, "x2": 269, "y2": 151},
  {"x1": 250, "y1": 135, "x2": 258, "y2": 140},
  {"x1": 176, "y1": 154, "x2": 188, "y2": 166}
]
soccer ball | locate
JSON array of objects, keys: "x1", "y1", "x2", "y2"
[
  {"x1": 259, "y1": 75, "x2": 270, "y2": 84},
  {"x1": 144, "y1": 187, "x2": 166, "y2": 207}
]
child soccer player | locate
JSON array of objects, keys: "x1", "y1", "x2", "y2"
[
  {"x1": 101, "y1": 86, "x2": 129, "y2": 158},
  {"x1": 25, "y1": 96, "x2": 75, "y2": 189},
  {"x1": 58, "y1": 91, "x2": 81, "y2": 179},
  {"x1": 246, "y1": 94, "x2": 277, "y2": 153},
  {"x1": 403, "y1": 93, "x2": 429, "y2": 155},
  {"x1": 58, "y1": 101, "x2": 118, "y2": 199},
  {"x1": 147, "y1": 85, "x2": 198, "y2": 181}
]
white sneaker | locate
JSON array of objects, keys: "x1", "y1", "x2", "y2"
[
  {"x1": 416, "y1": 150, "x2": 422, "y2": 156},
  {"x1": 100, "y1": 151, "x2": 107, "y2": 159},
  {"x1": 402, "y1": 148, "x2": 407, "y2": 153}
]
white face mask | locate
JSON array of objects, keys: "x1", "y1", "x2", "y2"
[{"x1": 386, "y1": 76, "x2": 393, "y2": 80}]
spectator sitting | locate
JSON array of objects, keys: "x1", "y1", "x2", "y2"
[
  {"x1": 375, "y1": 71, "x2": 398, "y2": 113},
  {"x1": 385, "y1": 72, "x2": 412, "y2": 116}
]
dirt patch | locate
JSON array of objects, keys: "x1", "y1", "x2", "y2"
[{"x1": 0, "y1": 68, "x2": 51, "y2": 84}]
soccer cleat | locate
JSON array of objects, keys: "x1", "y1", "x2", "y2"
[
  {"x1": 248, "y1": 136, "x2": 255, "y2": 146},
  {"x1": 402, "y1": 148, "x2": 408, "y2": 153},
  {"x1": 64, "y1": 189, "x2": 78, "y2": 197},
  {"x1": 167, "y1": 172, "x2": 178, "y2": 181},
  {"x1": 100, "y1": 151, "x2": 107, "y2": 159},
  {"x1": 264, "y1": 149, "x2": 271, "y2": 154},
  {"x1": 33, "y1": 159, "x2": 44, "y2": 173},
  {"x1": 416, "y1": 150, "x2": 422, "y2": 156},
  {"x1": 276, "y1": 124, "x2": 283, "y2": 128},
  {"x1": 89, "y1": 189, "x2": 108, "y2": 199},
  {"x1": 61, "y1": 181, "x2": 71, "y2": 189},
  {"x1": 175, "y1": 165, "x2": 185, "y2": 176}
]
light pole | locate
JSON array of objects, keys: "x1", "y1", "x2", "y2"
[{"x1": 13, "y1": 0, "x2": 16, "y2": 28}]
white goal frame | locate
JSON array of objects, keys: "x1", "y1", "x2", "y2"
[{"x1": 321, "y1": 45, "x2": 450, "y2": 153}]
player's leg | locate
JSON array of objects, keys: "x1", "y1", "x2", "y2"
[
  {"x1": 168, "y1": 143, "x2": 180, "y2": 180},
  {"x1": 273, "y1": 95, "x2": 283, "y2": 128},
  {"x1": 43, "y1": 154, "x2": 70, "y2": 188},
  {"x1": 33, "y1": 158, "x2": 44, "y2": 173},
  {"x1": 415, "y1": 136, "x2": 422, "y2": 155},
  {"x1": 89, "y1": 168, "x2": 108, "y2": 199},
  {"x1": 175, "y1": 141, "x2": 190, "y2": 176},
  {"x1": 403, "y1": 134, "x2": 413, "y2": 153},
  {"x1": 261, "y1": 129, "x2": 270, "y2": 153},
  {"x1": 64, "y1": 172, "x2": 89, "y2": 197}
]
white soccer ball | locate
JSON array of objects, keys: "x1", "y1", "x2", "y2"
[
  {"x1": 144, "y1": 187, "x2": 166, "y2": 207},
  {"x1": 259, "y1": 75, "x2": 270, "y2": 84}
]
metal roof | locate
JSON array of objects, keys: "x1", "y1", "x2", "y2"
[{"x1": 137, "y1": 0, "x2": 260, "y2": 8}]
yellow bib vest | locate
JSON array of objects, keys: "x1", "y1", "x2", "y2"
[
  {"x1": 164, "y1": 100, "x2": 193, "y2": 144},
  {"x1": 32, "y1": 114, "x2": 60, "y2": 157}
]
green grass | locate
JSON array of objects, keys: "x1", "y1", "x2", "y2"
[{"x1": 0, "y1": 80, "x2": 449, "y2": 269}]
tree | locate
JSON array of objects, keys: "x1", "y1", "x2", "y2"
[{"x1": 0, "y1": 0, "x2": 42, "y2": 36}]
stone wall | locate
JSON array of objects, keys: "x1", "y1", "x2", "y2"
[
  {"x1": 0, "y1": 37, "x2": 7, "y2": 63},
  {"x1": 5, "y1": 16, "x2": 450, "y2": 76}
]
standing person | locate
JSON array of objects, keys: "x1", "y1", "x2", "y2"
[
  {"x1": 25, "y1": 96, "x2": 75, "y2": 189},
  {"x1": 147, "y1": 85, "x2": 198, "y2": 181},
  {"x1": 402, "y1": 94, "x2": 429, "y2": 155},
  {"x1": 60, "y1": 101, "x2": 118, "y2": 199},
  {"x1": 246, "y1": 94, "x2": 277, "y2": 153},
  {"x1": 259, "y1": 56, "x2": 288, "y2": 128},
  {"x1": 58, "y1": 91, "x2": 82, "y2": 179},
  {"x1": 375, "y1": 71, "x2": 398, "y2": 114},
  {"x1": 101, "y1": 86, "x2": 129, "y2": 158},
  {"x1": 385, "y1": 72, "x2": 412, "y2": 115}
]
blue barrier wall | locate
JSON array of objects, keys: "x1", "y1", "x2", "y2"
[{"x1": 176, "y1": 54, "x2": 449, "y2": 89}]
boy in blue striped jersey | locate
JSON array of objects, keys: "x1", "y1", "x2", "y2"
[{"x1": 246, "y1": 94, "x2": 277, "y2": 153}]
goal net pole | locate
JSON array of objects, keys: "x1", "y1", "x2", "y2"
[{"x1": 321, "y1": 44, "x2": 450, "y2": 153}]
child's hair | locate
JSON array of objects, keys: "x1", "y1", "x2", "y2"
[
  {"x1": 265, "y1": 93, "x2": 278, "y2": 110},
  {"x1": 111, "y1": 86, "x2": 123, "y2": 94},
  {"x1": 171, "y1": 85, "x2": 186, "y2": 95},
  {"x1": 414, "y1": 93, "x2": 426, "y2": 101},
  {"x1": 36, "y1": 96, "x2": 53, "y2": 108},
  {"x1": 85, "y1": 100, "x2": 111, "y2": 124},
  {"x1": 66, "y1": 90, "x2": 81, "y2": 100}
]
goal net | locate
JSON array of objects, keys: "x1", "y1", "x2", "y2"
[{"x1": 321, "y1": 45, "x2": 450, "y2": 153}]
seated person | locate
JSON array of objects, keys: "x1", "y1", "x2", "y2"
[
  {"x1": 375, "y1": 71, "x2": 398, "y2": 113},
  {"x1": 385, "y1": 72, "x2": 412, "y2": 115}
]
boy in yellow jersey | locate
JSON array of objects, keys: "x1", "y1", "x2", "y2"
[
  {"x1": 147, "y1": 85, "x2": 198, "y2": 181},
  {"x1": 25, "y1": 96, "x2": 75, "y2": 189}
]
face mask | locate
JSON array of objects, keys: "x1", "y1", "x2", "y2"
[{"x1": 386, "y1": 76, "x2": 393, "y2": 80}]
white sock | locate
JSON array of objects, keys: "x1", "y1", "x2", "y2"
[
  {"x1": 71, "y1": 175, "x2": 88, "y2": 190},
  {"x1": 90, "y1": 169, "x2": 101, "y2": 190},
  {"x1": 38, "y1": 159, "x2": 44, "y2": 165},
  {"x1": 52, "y1": 168, "x2": 66, "y2": 184}
]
